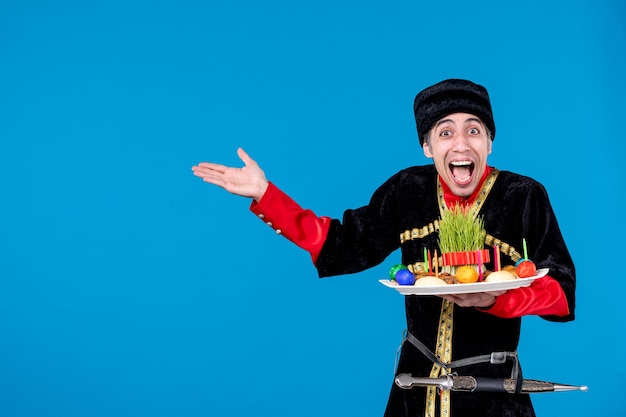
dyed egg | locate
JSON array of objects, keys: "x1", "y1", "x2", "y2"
[
  {"x1": 389, "y1": 264, "x2": 408, "y2": 280},
  {"x1": 517, "y1": 260, "x2": 537, "y2": 278},
  {"x1": 395, "y1": 269, "x2": 416, "y2": 285}
]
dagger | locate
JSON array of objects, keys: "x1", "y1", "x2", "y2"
[{"x1": 395, "y1": 373, "x2": 588, "y2": 393}]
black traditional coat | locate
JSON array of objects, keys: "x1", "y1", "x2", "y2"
[{"x1": 315, "y1": 165, "x2": 576, "y2": 417}]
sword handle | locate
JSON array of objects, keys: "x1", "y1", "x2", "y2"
[{"x1": 395, "y1": 374, "x2": 451, "y2": 390}]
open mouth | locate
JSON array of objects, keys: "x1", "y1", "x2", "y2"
[{"x1": 449, "y1": 161, "x2": 474, "y2": 184}]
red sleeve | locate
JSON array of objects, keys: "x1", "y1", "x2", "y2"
[
  {"x1": 481, "y1": 275, "x2": 570, "y2": 318},
  {"x1": 249, "y1": 182, "x2": 331, "y2": 264}
]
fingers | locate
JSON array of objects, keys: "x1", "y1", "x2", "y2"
[
  {"x1": 191, "y1": 148, "x2": 265, "y2": 198},
  {"x1": 191, "y1": 166, "x2": 227, "y2": 188},
  {"x1": 193, "y1": 148, "x2": 254, "y2": 172},
  {"x1": 440, "y1": 292, "x2": 499, "y2": 308},
  {"x1": 237, "y1": 147, "x2": 255, "y2": 167},
  {"x1": 191, "y1": 166, "x2": 218, "y2": 180},
  {"x1": 191, "y1": 149, "x2": 254, "y2": 179},
  {"x1": 193, "y1": 162, "x2": 227, "y2": 173},
  {"x1": 191, "y1": 164, "x2": 229, "y2": 186}
]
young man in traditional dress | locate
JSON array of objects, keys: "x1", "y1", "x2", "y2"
[{"x1": 192, "y1": 79, "x2": 576, "y2": 417}]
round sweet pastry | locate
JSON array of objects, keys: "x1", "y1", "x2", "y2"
[
  {"x1": 484, "y1": 270, "x2": 516, "y2": 282},
  {"x1": 414, "y1": 276, "x2": 449, "y2": 286}
]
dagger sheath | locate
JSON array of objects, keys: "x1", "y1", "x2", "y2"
[{"x1": 395, "y1": 374, "x2": 588, "y2": 393}]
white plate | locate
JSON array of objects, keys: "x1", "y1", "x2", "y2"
[{"x1": 379, "y1": 268, "x2": 549, "y2": 295}]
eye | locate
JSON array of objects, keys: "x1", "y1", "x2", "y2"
[
  {"x1": 468, "y1": 127, "x2": 480, "y2": 135},
  {"x1": 439, "y1": 129, "x2": 452, "y2": 137}
]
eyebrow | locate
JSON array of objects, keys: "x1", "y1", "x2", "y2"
[
  {"x1": 464, "y1": 117, "x2": 484, "y2": 126},
  {"x1": 435, "y1": 118, "x2": 454, "y2": 128},
  {"x1": 435, "y1": 116, "x2": 484, "y2": 128}
]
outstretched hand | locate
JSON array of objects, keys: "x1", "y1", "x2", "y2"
[{"x1": 192, "y1": 148, "x2": 269, "y2": 202}]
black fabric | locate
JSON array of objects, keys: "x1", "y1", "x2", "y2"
[
  {"x1": 315, "y1": 165, "x2": 576, "y2": 417},
  {"x1": 413, "y1": 79, "x2": 496, "y2": 145},
  {"x1": 404, "y1": 331, "x2": 519, "y2": 372}
]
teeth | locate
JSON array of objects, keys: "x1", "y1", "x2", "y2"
[{"x1": 450, "y1": 161, "x2": 472, "y2": 166}]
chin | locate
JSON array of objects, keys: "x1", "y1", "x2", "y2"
[{"x1": 450, "y1": 185, "x2": 474, "y2": 198}]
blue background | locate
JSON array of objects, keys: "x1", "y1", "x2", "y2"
[{"x1": 1, "y1": 1, "x2": 624, "y2": 416}]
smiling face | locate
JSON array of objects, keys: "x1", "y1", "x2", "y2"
[{"x1": 422, "y1": 113, "x2": 492, "y2": 197}]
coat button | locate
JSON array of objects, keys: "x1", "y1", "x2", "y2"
[
  {"x1": 275, "y1": 229, "x2": 282, "y2": 235},
  {"x1": 266, "y1": 222, "x2": 273, "y2": 227},
  {"x1": 258, "y1": 214, "x2": 265, "y2": 219}
]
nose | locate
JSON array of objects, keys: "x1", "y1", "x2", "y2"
[{"x1": 451, "y1": 132, "x2": 471, "y2": 151}]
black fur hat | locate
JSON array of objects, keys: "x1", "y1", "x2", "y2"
[{"x1": 413, "y1": 79, "x2": 495, "y2": 145}]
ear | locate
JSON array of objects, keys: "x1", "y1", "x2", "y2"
[
  {"x1": 423, "y1": 143, "x2": 433, "y2": 158},
  {"x1": 487, "y1": 139, "x2": 493, "y2": 155}
]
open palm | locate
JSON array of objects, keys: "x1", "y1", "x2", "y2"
[{"x1": 192, "y1": 148, "x2": 269, "y2": 201}]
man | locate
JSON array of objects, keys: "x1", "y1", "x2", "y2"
[{"x1": 192, "y1": 79, "x2": 576, "y2": 416}]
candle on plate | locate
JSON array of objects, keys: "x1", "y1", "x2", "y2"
[
  {"x1": 494, "y1": 245, "x2": 501, "y2": 271},
  {"x1": 428, "y1": 249, "x2": 432, "y2": 274},
  {"x1": 477, "y1": 249, "x2": 483, "y2": 281},
  {"x1": 424, "y1": 247, "x2": 428, "y2": 273},
  {"x1": 522, "y1": 238, "x2": 528, "y2": 260}
]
